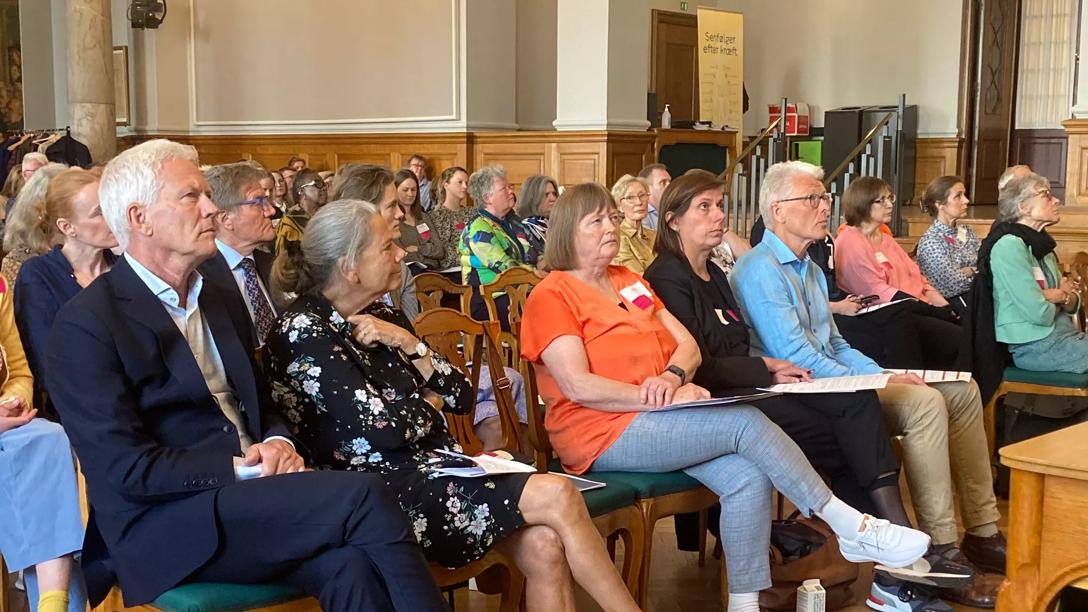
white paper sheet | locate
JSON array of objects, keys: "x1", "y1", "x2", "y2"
[
  {"x1": 760, "y1": 374, "x2": 892, "y2": 394},
  {"x1": 857, "y1": 297, "x2": 915, "y2": 315},
  {"x1": 885, "y1": 369, "x2": 973, "y2": 383},
  {"x1": 657, "y1": 391, "x2": 780, "y2": 411}
]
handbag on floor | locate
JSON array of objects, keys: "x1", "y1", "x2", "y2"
[{"x1": 759, "y1": 514, "x2": 858, "y2": 610}]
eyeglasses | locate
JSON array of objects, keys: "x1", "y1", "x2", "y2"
[
  {"x1": 298, "y1": 180, "x2": 328, "y2": 192},
  {"x1": 871, "y1": 194, "x2": 896, "y2": 206},
  {"x1": 775, "y1": 193, "x2": 833, "y2": 208},
  {"x1": 622, "y1": 192, "x2": 651, "y2": 203},
  {"x1": 234, "y1": 196, "x2": 271, "y2": 208},
  {"x1": 1035, "y1": 188, "x2": 1056, "y2": 200}
]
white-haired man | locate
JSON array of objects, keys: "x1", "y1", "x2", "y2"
[
  {"x1": 731, "y1": 161, "x2": 1004, "y2": 610},
  {"x1": 44, "y1": 139, "x2": 447, "y2": 612}
]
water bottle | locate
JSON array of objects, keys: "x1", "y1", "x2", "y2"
[{"x1": 661, "y1": 104, "x2": 672, "y2": 129}]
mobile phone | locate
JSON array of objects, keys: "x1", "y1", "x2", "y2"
[{"x1": 856, "y1": 294, "x2": 879, "y2": 307}]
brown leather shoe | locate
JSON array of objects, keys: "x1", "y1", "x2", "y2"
[
  {"x1": 961, "y1": 532, "x2": 1008, "y2": 574},
  {"x1": 939, "y1": 571, "x2": 1001, "y2": 609}
]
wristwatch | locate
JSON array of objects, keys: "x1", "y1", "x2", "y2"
[
  {"x1": 664, "y1": 364, "x2": 687, "y2": 384},
  {"x1": 412, "y1": 341, "x2": 430, "y2": 359}
]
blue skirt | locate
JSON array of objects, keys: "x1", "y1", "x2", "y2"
[
  {"x1": 0, "y1": 418, "x2": 84, "y2": 571},
  {"x1": 1010, "y1": 315, "x2": 1088, "y2": 374}
]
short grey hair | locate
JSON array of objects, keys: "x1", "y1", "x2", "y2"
[
  {"x1": 3, "y1": 162, "x2": 67, "y2": 255},
  {"x1": 204, "y1": 162, "x2": 268, "y2": 211},
  {"x1": 468, "y1": 165, "x2": 506, "y2": 205},
  {"x1": 21, "y1": 152, "x2": 49, "y2": 168},
  {"x1": 996, "y1": 173, "x2": 1050, "y2": 224},
  {"x1": 759, "y1": 161, "x2": 825, "y2": 229},
  {"x1": 610, "y1": 174, "x2": 650, "y2": 204},
  {"x1": 99, "y1": 139, "x2": 200, "y2": 250},
  {"x1": 997, "y1": 165, "x2": 1031, "y2": 191},
  {"x1": 516, "y1": 174, "x2": 559, "y2": 218},
  {"x1": 271, "y1": 199, "x2": 380, "y2": 297}
]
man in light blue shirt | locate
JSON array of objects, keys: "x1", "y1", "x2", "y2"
[
  {"x1": 732, "y1": 161, "x2": 1003, "y2": 608},
  {"x1": 637, "y1": 163, "x2": 671, "y2": 231},
  {"x1": 408, "y1": 154, "x2": 433, "y2": 212}
]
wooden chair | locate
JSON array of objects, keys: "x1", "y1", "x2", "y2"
[
  {"x1": 522, "y1": 361, "x2": 715, "y2": 607},
  {"x1": 414, "y1": 272, "x2": 472, "y2": 316},
  {"x1": 413, "y1": 307, "x2": 523, "y2": 455},
  {"x1": 983, "y1": 367, "x2": 1088, "y2": 454},
  {"x1": 480, "y1": 267, "x2": 542, "y2": 369}
]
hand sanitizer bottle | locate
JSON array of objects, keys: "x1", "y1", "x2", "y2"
[{"x1": 661, "y1": 104, "x2": 672, "y2": 129}]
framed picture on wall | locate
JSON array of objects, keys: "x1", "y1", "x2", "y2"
[{"x1": 113, "y1": 46, "x2": 129, "y2": 126}]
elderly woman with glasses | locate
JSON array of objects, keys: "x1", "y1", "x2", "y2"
[
  {"x1": 274, "y1": 168, "x2": 327, "y2": 255},
  {"x1": 980, "y1": 174, "x2": 1087, "y2": 373},
  {"x1": 610, "y1": 174, "x2": 657, "y2": 274}
]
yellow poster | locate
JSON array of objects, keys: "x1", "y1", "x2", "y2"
[{"x1": 696, "y1": 8, "x2": 743, "y2": 133}]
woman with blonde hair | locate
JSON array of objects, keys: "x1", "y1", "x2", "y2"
[
  {"x1": 428, "y1": 166, "x2": 473, "y2": 271},
  {"x1": 1, "y1": 162, "x2": 67, "y2": 280},
  {"x1": 15, "y1": 167, "x2": 116, "y2": 416}
]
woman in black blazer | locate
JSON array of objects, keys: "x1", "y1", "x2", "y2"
[{"x1": 643, "y1": 170, "x2": 911, "y2": 524}]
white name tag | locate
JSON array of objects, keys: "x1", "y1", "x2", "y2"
[
  {"x1": 714, "y1": 308, "x2": 730, "y2": 325},
  {"x1": 956, "y1": 226, "x2": 968, "y2": 243},
  {"x1": 416, "y1": 222, "x2": 430, "y2": 233},
  {"x1": 619, "y1": 281, "x2": 654, "y2": 310},
  {"x1": 874, "y1": 251, "x2": 891, "y2": 265},
  {"x1": 1032, "y1": 266, "x2": 1046, "y2": 289}
]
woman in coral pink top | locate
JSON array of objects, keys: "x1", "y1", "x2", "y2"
[
  {"x1": 520, "y1": 182, "x2": 929, "y2": 611},
  {"x1": 833, "y1": 177, "x2": 948, "y2": 306},
  {"x1": 834, "y1": 177, "x2": 963, "y2": 368}
]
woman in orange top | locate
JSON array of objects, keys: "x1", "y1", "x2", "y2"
[{"x1": 520, "y1": 184, "x2": 929, "y2": 612}]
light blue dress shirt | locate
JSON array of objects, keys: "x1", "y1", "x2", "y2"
[
  {"x1": 642, "y1": 203, "x2": 659, "y2": 231},
  {"x1": 730, "y1": 230, "x2": 882, "y2": 378}
]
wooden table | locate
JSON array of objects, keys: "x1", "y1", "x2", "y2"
[
  {"x1": 652, "y1": 128, "x2": 740, "y2": 170},
  {"x1": 997, "y1": 421, "x2": 1088, "y2": 611}
]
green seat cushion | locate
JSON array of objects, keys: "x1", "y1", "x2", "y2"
[
  {"x1": 547, "y1": 459, "x2": 639, "y2": 516},
  {"x1": 1003, "y1": 366, "x2": 1088, "y2": 389},
  {"x1": 150, "y1": 583, "x2": 307, "y2": 612},
  {"x1": 585, "y1": 469, "x2": 705, "y2": 498}
]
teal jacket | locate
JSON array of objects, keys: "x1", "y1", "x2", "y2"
[{"x1": 990, "y1": 234, "x2": 1072, "y2": 344}]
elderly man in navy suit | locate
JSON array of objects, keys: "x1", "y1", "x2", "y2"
[
  {"x1": 198, "y1": 162, "x2": 278, "y2": 349},
  {"x1": 45, "y1": 139, "x2": 447, "y2": 612}
]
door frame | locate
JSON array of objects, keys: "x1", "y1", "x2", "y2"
[{"x1": 649, "y1": 9, "x2": 699, "y2": 115}]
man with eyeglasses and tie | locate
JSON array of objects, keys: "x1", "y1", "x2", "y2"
[
  {"x1": 732, "y1": 161, "x2": 1005, "y2": 611},
  {"x1": 199, "y1": 162, "x2": 279, "y2": 349}
]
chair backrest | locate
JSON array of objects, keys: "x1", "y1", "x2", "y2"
[
  {"x1": 1071, "y1": 251, "x2": 1088, "y2": 329},
  {"x1": 413, "y1": 307, "x2": 523, "y2": 455},
  {"x1": 414, "y1": 272, "x2": 472, "y2": 315},
  {"x1": 520, "y1": 360, "x2": 553, "y2": 471},
  {"x1": 481, "y1": 267, "x2": 542, "y2": 369}
]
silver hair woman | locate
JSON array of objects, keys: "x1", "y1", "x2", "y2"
[
  {"x1": 515, "y1": 175, "x2": 558, "y2": 257},
  {"x1": 2, "y1": 162, "x2": 68, "y2": 280},
  {"x1": 265, "y1": 198, "x2": 642, "y2": 612},
  {"x1": 982, "y1": 173, "x2": 1088, "y2": 373},
  {"x1": 609, "y1": 173, "x2": 656, "y2": 274}
]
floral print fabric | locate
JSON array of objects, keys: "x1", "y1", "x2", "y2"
[{"x1": 265, "y1": 294, "x2": 529, "y2": 567}]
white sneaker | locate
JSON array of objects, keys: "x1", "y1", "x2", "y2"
[{"x1": 839, "y1": 516, "x2": 930, "y2": 568}]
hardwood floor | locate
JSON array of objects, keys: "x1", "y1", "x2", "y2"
[{"x1": 452, "y1": 476, "x2": 1009, "y2": 611}]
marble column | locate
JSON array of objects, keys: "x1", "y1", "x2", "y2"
[{"x1": 67, "y1": 0, "x2": 115, "y2": 163}]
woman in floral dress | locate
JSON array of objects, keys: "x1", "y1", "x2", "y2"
[{"x1": 265, "y1": 199, "x2": 639, "y2": 612}]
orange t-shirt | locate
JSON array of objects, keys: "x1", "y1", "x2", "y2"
[{"x1": 520, "y1": 266, "x2": 679, "y2": 474}]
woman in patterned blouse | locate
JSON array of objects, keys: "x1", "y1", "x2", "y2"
[
  {"x1": 266, "y1": 199, "x2": 639, "y2": 612},
  {"x1": 427, "y1": 166, "x2": 475, "y2": 271},
  {"x1": 915, "y1": 176, "x2": 980, "y2": 317}
]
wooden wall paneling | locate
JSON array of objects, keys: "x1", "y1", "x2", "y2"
[
  {"x1": 1011, "y1": 129, "x2": 1068, "y2": 200},
  {"x1": 968, "y1": 0, "x2": 1021, "y2": 205},
  {"x1": 553, "y1": 141, "x2": 606, "y2": 186},
  {"x1": 1062, "y1": 119, "x2": 1088, "y2": 208},
  {"x1": 913, "y1": 137, "x2": 964, "y2": 201}
]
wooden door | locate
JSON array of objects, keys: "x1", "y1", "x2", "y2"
[
  {"x1": 650, "y1": 10, "x2": 699, "y2": 125},
  {"x1": 968, "y1": 0, "x2": 1022, "y2": 204}
]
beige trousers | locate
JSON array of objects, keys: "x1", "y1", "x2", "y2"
[{"x1": 876, "y1": 380, "x2": 999, "y2": 545}]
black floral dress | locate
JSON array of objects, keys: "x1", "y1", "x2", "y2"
[{"x1": 264, "y1": 293, "x2": 530, "y2": 568}]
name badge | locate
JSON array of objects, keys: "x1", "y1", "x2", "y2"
[
  {"x1": 1032, "y1": 266, "x2": 1046, "y2": 289},
  {"x1": 956, "y1": 226, "x2": 968, "y2": 243},
  {"x1": 416, "y1": 222, "x2": 431, "y2": 240},
  {"x1": 714, "y1": 308, "x2": 730, "y2": 325},
  {"x1": 874, "y1": 251, "x2": 892, "y2": 269},
  {"x1": 619, "y1": 281, "x2": 655, "y2": 310}
]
